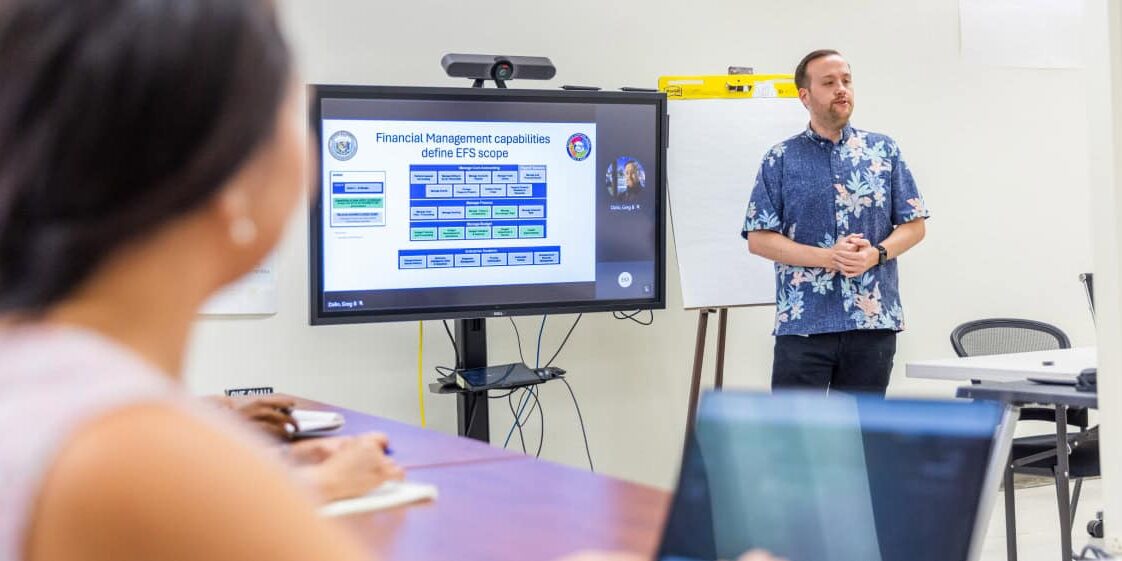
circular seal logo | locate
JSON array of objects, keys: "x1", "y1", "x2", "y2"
[
  {"x1": 328, "y1": 130, "x2": 357, "y2": 161},
  {"x1": 566, "y1": 133, "x2": 591, "y2": 161}
]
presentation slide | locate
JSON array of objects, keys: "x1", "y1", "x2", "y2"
[
  {"x1": 313, "y1": 92, "x2": 662, "y2": 318},
  {"x1": 321, "y1": 119, "x2": 597, "y2": 293}
]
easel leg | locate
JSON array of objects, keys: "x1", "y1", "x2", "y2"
[
  {"x1": 686, "y1": 310, "x2": 711, "y2": 433},
  {"x1": 715, "y1": 308, "x2": 728, "y2": 390}
]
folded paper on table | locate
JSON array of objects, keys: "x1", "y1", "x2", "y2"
[{"x1": 319, "y1": 481, "x2": 438, "y2": 517}]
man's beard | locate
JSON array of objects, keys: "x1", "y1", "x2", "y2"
[{"x1": 825, "y1": 103, "x2": 851, "y2": 126}]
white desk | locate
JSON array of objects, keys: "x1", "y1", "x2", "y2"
[{"x1": 906, "y1": 347, "x2": 1096, "y2": 382}]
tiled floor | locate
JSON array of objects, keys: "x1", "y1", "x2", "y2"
[{"x1": 979, "y1": 478, "x2": 1105, "y2": 561}]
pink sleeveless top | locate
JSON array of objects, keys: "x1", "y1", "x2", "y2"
[{"x1": 0, "y1": 326, "x2": 258, "y2": 561}]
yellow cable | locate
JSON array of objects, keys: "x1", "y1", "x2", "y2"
[{"x1": 418, "y1": 321, "x2": 426, "y2": 428}]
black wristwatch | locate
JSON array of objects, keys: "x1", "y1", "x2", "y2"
[{"x1": 875, "y1": 244, "x2": 888, "y2": 266}]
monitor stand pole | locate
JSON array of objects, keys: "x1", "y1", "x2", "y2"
[
  {"x1": 455, "y1": 318, "x2": 490, "y2": 442},
  {"x1": 450, "y1": 76, "x2": 504, "y2": 442}
]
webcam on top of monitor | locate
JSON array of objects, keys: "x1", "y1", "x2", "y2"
[{"x1": 440, "y1": 53, "x2": 556, "y2": 88}]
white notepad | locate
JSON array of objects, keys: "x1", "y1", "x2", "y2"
[{"x1": 318, "y1": 481, "x2": 438, "y2": 517}]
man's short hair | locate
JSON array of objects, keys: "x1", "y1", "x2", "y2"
[{"x1": 795, "y1": 49, "x2": 842, "y2": 90}]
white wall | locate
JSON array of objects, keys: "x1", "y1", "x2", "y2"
[{"x1": 185, "y1": 0, "x2": 1098, "y2": 490}]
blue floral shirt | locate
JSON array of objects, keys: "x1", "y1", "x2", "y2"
[{"x1": 741, "y1": 124, "x2": 929, "y2": 336}]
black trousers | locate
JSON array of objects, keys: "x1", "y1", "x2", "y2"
[{"x1": 772, "y1": 330, "x2": 897, "y2": 396}]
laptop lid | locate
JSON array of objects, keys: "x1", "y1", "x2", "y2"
[{"x1": 657, "y1": 391, "x2": 1015, "y2": 561}]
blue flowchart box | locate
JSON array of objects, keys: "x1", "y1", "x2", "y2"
[
  {"x1": 438, "y1": 207, "x2": 465, "y2": 220},
  {"x1": 332, "y1": 182, "x2": 384, "y2": 194},
  {"x1": 482, "y1": 253, "x2": 508, "y2": 266},
  {"x1": 519, "y1": 205, "x2": 545, "y2": 218},
  {"x1": 493, "y1": 170, "x2": 518, "y2": 183},
  {"x1": 410, "y1": 171, "x2": 437, "y2": 183},
  {"x1": 426, "y1": 184, "x2": 453, "y2": 198},
  {"x1": 454, "y1": 184, "x2": 481, "y2": 198},
  {"x1": 481, "y1": 185, "x2": 507, "y2": 197},
  {"x1": 427, "y1": 254, "x2": 454, "y2": 268},
  {"x1": 397, "y1": 245, "x2": 560, "y2": 270},
  {"x1": 534, "y1": 251, "x2": 560, "y2": 265},
  {"x1": 455, "y1": 254, "x2": 481, "y2": 267},
  {"x1": 438, "y1": 171, "x2": 465, "y2": 183},
  {"x1": 506, "y1": 184, "x2": 533, "y2": 197},
  {"x1": 520, "y1": 167, "x2": 547, "y2": 182}
]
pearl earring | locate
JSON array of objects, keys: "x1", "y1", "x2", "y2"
[{"x1": 230, "y1": 216, "x2": 258, "y2": 246}]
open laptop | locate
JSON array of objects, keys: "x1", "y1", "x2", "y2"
[{"x1": 656, "y1": 391, "x2": 1016, "y2": 561}]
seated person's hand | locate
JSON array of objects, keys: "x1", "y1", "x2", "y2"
[
  {"x1": 287, "y1": 435, "x2": 351, "y2": 464},
  {"x1": 303, "y1": 434, "x2": 404, "y2": 502},
  {"x1": 208, "y1": 395, "x2": 296, "y2": 440}
]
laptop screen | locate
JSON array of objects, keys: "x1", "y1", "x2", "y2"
[{"x1": 657, "y1": 391, "x2": 1008, "y2": 561}]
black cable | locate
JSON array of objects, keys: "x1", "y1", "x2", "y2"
[
  {"x1": 442, "y1": 320, "x2": 461, "y2": 367},
  {"x1": 434, "y1": 365, "x2": 457, "y2": 384},
  {"x1": 501, "y1": 384, "x2": 547, "y2": 456},
  {"x1": 508, "y1": 317, "x2": 526, "y2": 365},
  {"x1": 613, "y1": 309, "x2": 654, "y2": 325},
  {"x1": 522, "y1": 388, "x2": 541, "y2": 420},
  {"x1": 533, "y1": 385, "x2": 544, "y2": 458},
  {"x1": 463, "y1": 396, "x2": 480, "y2": 437},
  {"x1": 500, "y1": 318, "x2": 532, "y2": 452},
  {"x1": 559, "y1": 377, "x2": 594, "y2": 471},
  {"x1": 543, "y1": 313, "x2": 583, "y2": 368},
  {"x1": 507, "y1": 388, "x2": 527, "y2": 453}
]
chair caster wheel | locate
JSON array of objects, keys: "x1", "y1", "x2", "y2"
[{"x1": 1088, "y1": 517, "x2": 1104, "y2": 539}]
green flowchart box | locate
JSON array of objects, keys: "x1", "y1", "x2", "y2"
[
  {"x1": 333, "y1": 196, "x2": 384, "y2": 209},
  {"x1": 410, "y1": 228, "x2": 437, "y2": 241},
  {"x1": 439, "y1": 227, "x2": 466, "y2": 240},
  {"x1": 519, "y1": 225, "x2": 545, "y2": 238},
  {"x1": 466, "y1": 227, "x2": 492, "y2": 240},
  {"x1": 492, "y1": 226, "x2": 518, "y2": 239}
]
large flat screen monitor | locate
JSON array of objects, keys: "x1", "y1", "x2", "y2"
[{"x1": 309, "y1": 85, "x2": 667, "y2": 324}]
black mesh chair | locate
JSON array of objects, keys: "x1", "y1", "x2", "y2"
[
  {"x1": 951, "y1": 318, "x2": 1098, "y2": 561},
  {"x1": 951, "y1": 318, "x2": 1072, "y2": 357}
]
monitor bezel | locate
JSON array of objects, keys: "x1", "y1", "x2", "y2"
[{"x1": 308, "y1": 84, "x2": 668, "y2": 325}]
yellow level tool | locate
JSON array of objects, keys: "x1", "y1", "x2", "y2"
[{"x1": 658, "y1": 74, "x2": 798, "y2": 100}]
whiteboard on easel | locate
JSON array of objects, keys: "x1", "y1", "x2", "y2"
[{"x1": 667, "y1": 97, "x2": 808, "y2": 309}]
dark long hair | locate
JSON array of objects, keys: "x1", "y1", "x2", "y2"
[{"x1": 0, "y1": 0, "x2": 291, "y2": 313}]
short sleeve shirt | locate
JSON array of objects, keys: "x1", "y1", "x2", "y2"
[{"x1": 741, "y1": 124, "x2": 930, "y2": 336}]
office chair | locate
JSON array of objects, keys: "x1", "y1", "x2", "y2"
[{"x1": 950, "y1": 318, "x2": 1098, "y2": 561}]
